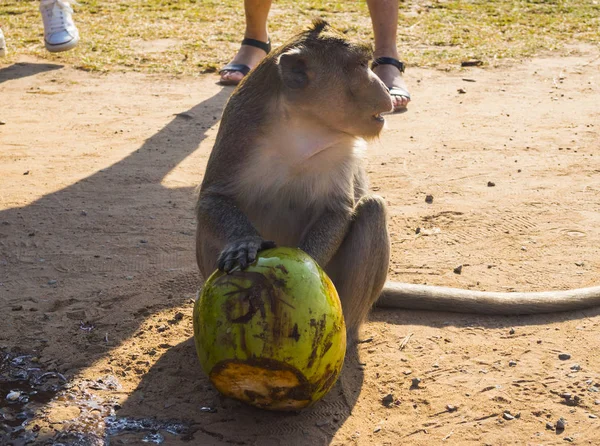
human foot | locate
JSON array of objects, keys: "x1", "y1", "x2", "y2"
[
  {"x1": 219, "y1": 38, "x2": 271, "y2": 86},
  {"x1": 372, "y1": 57, "x2": 410, "y2": 112}
]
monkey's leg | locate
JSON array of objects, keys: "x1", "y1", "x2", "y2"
[
  {"x1": 325, "y1": 195, "x2": 390, "y2": 341},
  {"x1": 196, "y1": 233, "x2": 222, "y2": 282}
]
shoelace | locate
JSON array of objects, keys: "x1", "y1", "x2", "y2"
[{"x1": 40, "y1": 0, "x2": 79, "y2": 34}]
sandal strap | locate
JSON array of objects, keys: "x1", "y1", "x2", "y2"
[
  {"x1": 241, "y1": 37, "x2": 271, "y2": 54},
  {"x1": 371, "y1": 56, "x2": 406, "y2": 73},
  {"x1": 219, "y1": 63, "x2": 251, "y2": 76}
]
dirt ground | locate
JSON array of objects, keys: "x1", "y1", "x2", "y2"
[{"x1": 1, "y1": 45, "x2": 600, "y2": 445}]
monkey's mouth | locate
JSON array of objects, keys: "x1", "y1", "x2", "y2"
[{"x1": 372, "y1": 113, "x2": 385, "y2": 123}]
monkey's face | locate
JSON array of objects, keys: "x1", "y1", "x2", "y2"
[{"x1": 277, "y1": 41, "x2": 393, "y2": 139}]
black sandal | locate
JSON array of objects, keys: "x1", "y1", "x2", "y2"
[
  {"x1": 219, "y1": 37, "x2": 272, "y2": 86},
  {"x1": 371, "y1": 57, "x2": 411, "y2": 110}
]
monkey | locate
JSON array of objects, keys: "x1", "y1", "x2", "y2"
[{"x1": 196, "y1": 20, "x2": 600, "y2": 342}]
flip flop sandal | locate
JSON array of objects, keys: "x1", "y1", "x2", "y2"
[
  {"x1": 219, "y1": 37, "x2": 272, "y2": 86},
  {"x1": 371, "y1": 57, "x2": 411, "y2": 111}
]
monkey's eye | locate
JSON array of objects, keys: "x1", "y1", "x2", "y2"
[{"x1": 351, "y1": 60, "x2": 369, "y2": 71}]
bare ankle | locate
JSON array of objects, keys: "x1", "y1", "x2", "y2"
[
  {"x1": 373, "y1": 46, "x2": 400, "y2": 60},
  {"x1": 244, "y1": 27, "x2": 269, "y2": 43}
]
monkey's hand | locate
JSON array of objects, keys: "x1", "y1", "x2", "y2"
[{"x1": 217, "y1": 237, "x2": 276, "y2": 272}]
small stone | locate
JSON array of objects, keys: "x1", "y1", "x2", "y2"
[
  {"x1": 453, "y1": 265, "x2": 463, "y2": 275},
  {"x1": 373, "y1": 426, "x2": 381, "y2": 433},
  {"x1": 23, "y1": 171, "x2": 30, "y2": 175},
  {"x1": 564, "y1": 437, "x2": 573, "y2": 443},
  {"x1": 382, "y1": 394, "x2": 394, "y2": 407},
  {"x1": 503, "y1": 412, "x2": 515, "y2": 421},
  {"x1": 546, "y1": 422, "x2": 555, "y2": 431},
  {"x1": 80, "y1": 210, "x2": 88, "y2": 216},
  {"x1": 0, "y1": 120, "x2": 6, "y2": 125},
  {"x1": 11, "y1": 305, "x2": 23, "y2": 311},
  {"x1": 589, "y1": 414, "x2": 598, "y2": 419},
  {"x1": 157, "y1": 325, "x2": 168, "y2": 333},
  {"x1": 487, "y1": 181, "x2": 496, "y2": 187},
  {"x1": 425, "y1": 195, "x2": 434, "y2": 204},
  {"x1": 315, "y1": 420, "x2": 329, "y2": 427},
  {"x1": 575, "y1": 261, "x2": 584, "y2": 267},
  {"x1": 403, "y1": 369, "x2": 412, "y2": 375},
  {"x1": 595, "y1": 400, "x2": 600, "y2": 405},
  {"x1": 47, "y1": 280, "x2": 57, "y2": 285},
  {"x1": 126, "y1": 276, "x2": 134, "y2": 280},
  {"x1": 457, "y1": 88, "x2": 467, "y2": 94},
  {"x1": 6, "y1": 391, "x2": 21, "y2": 401},
  {"x1": 461, "y1": 60, "x2": 483, "y2": 67},
  {"x1": 509, "y1": 328, "x2": 515, "y2": 335},
  {"x1": 173, "y1": 312, "x2": 184, "y2": 321},
  {"x1": 509, "y1": 360, "x2": 517, "y2": 367},
  {"x1": 559, "y1": 353, "x2": 572, "y2": 360},
  {"x1": 556, "y1": 417, "x2": 567, "y2": 430},
  {"x1": 140, "y1": 239, "x2": 148, "y2": 244},
  {"x1": 446, "y1": 404, "x2": 457, "y2": 412},
  {"x1": 411, "y1": 377, "x2": 422, "y2": 388},
  {"x1": 570, "y1": 364, "x2": 581, "y2": 371}
]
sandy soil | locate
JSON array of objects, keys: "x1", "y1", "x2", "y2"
[{"x1": 1, "y1": 46, "x2": 600, "y2": 445}]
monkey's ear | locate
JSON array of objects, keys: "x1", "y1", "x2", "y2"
[{"x1": 277, "y1": 48, "x2": 309, "y2": 90}]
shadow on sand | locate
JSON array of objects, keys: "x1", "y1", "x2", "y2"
[{"x1": 0, "y1": 62, "x2": 63, "y2": 83}]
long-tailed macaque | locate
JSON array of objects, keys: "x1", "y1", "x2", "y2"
[{"x1": 196, "y1": 20, "x2": 600, "y2": 342}]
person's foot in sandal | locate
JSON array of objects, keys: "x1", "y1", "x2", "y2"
[
  {"x1": 219, "y1": 37, "x2": 271, "y2": 86},
  {"x1": 372, "y1": 55, "x2": 410, "y2": 112}
]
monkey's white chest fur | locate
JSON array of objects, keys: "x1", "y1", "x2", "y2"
[{"x1": 232, "y1": 136, "x2": 366, "y2": 246}]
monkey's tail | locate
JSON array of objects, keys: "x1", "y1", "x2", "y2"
[{"x1": 377, "y1": 282, "x2": 600, "y2": 315}]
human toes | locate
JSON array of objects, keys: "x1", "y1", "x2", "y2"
[
  {"x1": 390, "y1": 96, "x2": 407, "y2": 111},
  {"x1": 220, "y1": 70, "x2": 244, "y2": 83}
]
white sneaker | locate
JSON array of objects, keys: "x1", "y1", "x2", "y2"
[
  {"x1": 39, "y1": 0, "x2": 80, "y2": 53},
  {"x1": 0, "y1": 28, "x2": 6, "y2": 57}
]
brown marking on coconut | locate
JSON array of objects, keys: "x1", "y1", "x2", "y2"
[
  {"x1": 307, "y1": 315, "x2": 327, "y2": 369},
  {"x1": 289, "y1": 323, "x2": 301, "y2": 342},
  {"x1": 275, "y1": 264, "x2": 289, "y2": 275}
]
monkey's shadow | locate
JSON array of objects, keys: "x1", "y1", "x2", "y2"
[{"x1": 115, "y1": 338, "x2": 363, "y2": 445}]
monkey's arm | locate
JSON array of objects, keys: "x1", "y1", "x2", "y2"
[
  {"x1": 197, "y1": 192, "x2": 275, "y2": 271},
  {"x1": 298, "y1": 206, "x2": 352, "y2": 267}
]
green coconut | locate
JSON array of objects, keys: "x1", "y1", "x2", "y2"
[{"x1": 193, "y1": 247, "x2": 346, "y2": 411}]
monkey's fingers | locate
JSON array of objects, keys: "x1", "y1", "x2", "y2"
[
  {"x1": 222, "y1": 256, "x2": 237, "y2": 272},
  {"x1": 236, "y1": 243, "x2": 250, "y2": 270},
  {"x1": 247, "y1": 245, "x2": 259, "y2": 265},
  {"x1": 217, "y1": 247, "x2": 235, "y2": 271}
]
